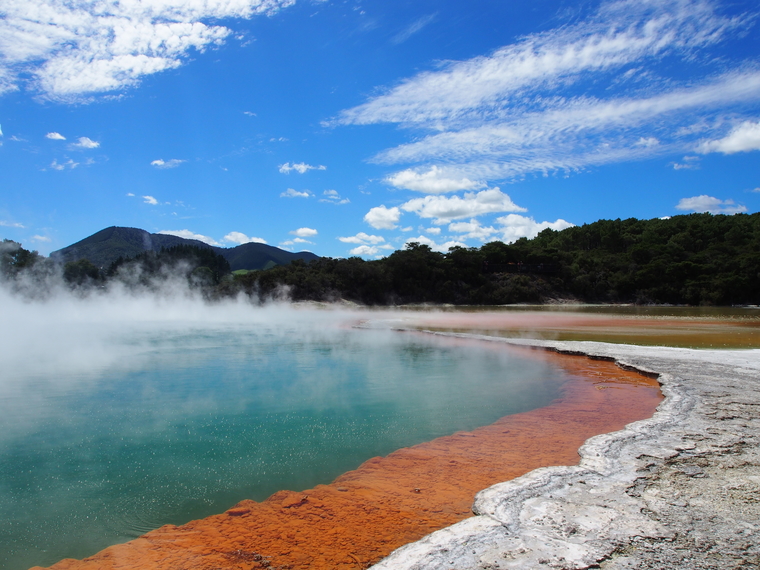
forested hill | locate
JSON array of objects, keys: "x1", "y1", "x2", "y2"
[{"x1": 224, "y1": 212, "x2": 760, "y2": 306}]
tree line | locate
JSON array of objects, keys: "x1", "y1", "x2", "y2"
[{"x1": 3, "y1": 212, "x2": 759, "y2": 305}]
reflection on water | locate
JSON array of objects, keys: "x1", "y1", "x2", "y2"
[{"x1": 0, "y1": 325, "x2": 564, "y2": 570}]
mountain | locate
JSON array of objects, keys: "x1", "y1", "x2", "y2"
[{"x1": 50, "y1": 227, "x2": 319, "y2": 270}]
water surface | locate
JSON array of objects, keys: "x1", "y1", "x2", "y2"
[{"x1": 0, "y1": 318, "x2": 566, "y2": 570}]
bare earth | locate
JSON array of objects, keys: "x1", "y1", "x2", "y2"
[{"x1": 372, "y1": 335, "x2": 760, "y2": 569}]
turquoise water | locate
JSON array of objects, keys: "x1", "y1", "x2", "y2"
[{"x1": 0, "y1": 321, "x2": 566, "y2": 570}]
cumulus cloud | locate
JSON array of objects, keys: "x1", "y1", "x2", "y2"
[
  {"x1": 448, "y1": 219, "x2": 498, "y2": 241},
  {"x1": 280, "y1": 188, "x2": 312, "y2": 198},
  {"x1": 494, "y1": 214, "x2": 575, "y2": 243},
  {"x1": 157, "y1": 229, "x2": 222, "y2": 246},
  {"x1": 385, "y1": 166, "x2": 485, "y2": 194},
  {"x1": 320, "y1": 189, "x2": 350, "y2": 204},
  {"x1": 348, "y1": 244, "x2": 393, "y2": 256},
  {"x1": 223, "y1": 231, "x2": 267, "y2": 245},
  {"x1": 70, "y1": 137, "x2": 99, "y2": 149},
  {"x1": 697, "y1": 120, "x2": 760, "y2": 154},
  {"x1": 151, "y1": 158, "x2": 185, "y2": 169},
  {"x1": 364, "y1": 205, "x2": 401, "y2": 230},
  {"x1": 338, "y1": 232, "x2": 386, "y2": 245},
  {"x1": 403, "y1": 235, "x2": 467, "y2": 253},
  {"x1": 0, "y1": 0, "x2": 297, "y2": 101},
  {"x1": 290, "y1": 227, "x2": 318, "y2": 237},
  {"x1": 401, "y1": 187, "x2": 526, "y2": 224},
  {"x1": 142, "y1": 195, "x2": 159, "y2": 205},
  {"x1": 332, "y1": 0, "x2": 757, "y2": 183},
  {"x1": 46, "y1": 132, "x2": 65, "y2": 140},
  {"x1": 278, "y1": 162, "x2": 326, "y2": 174},
  {"x1": 675, "y1": 195, "x2": 747, "y2": 214}
]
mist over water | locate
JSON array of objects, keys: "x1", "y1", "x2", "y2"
[{"x1": 0, "y1": 285, "x2": 568, "y2": 570}]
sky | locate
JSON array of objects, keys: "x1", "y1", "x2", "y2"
[{"x1": 0, "y1": 0, "x2": 759, "y2": 258}]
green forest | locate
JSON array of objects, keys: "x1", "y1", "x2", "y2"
[{"x1": 3, "y1": 212, "x2": 760, "y2": 306}]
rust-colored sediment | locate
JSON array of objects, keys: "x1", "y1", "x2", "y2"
[{"x1": 36, "y1": 349, "x2": 662, "y2": 570}]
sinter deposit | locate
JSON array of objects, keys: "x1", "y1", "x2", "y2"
[{"x1": 373, "y1": 336, "x2": 760, "y2": 569}]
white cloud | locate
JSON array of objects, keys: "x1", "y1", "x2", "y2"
[
  {"x1": 280, "y1": 188, "x2": 312, "y2": 198},
  {"x1": 403, "y1": 235, "x2": 467, "y2": 253},
  {"x1": 423, "y1": 226, "x2": 441, "y2": 235},
  {"x1": 635, "y1": 137, "x2": 659, "y2": 147},
  {"x1": 50, "y1": 158, "x2": 78, "y2": 170},
  {"x1": 243, "y1": 111, "x2": 256, "y2": 117},
  {"x1": 126, "y1": 192, "x2": 135, "y2": 197},
  {"x1": 338, "y1": 232, "x2": 386, "y2": 245},
  {"x1": 752, "y1": 187, "x2": 760, "y2": 193},
  {"x1": 46, "y1": 132, "x2": 65, "y2": 140},
  {"x1": 320, "y1": 189, "x2": 350, "y2": 204},
  {"x1": 364, "y1": 205, "x2": 401, "y2": 230},
  {"x1": 151, "y1": 158, "x2": 185, "y2": 169},
  {"x1": 278, "y1": 162, "x2": 326, "y2": 174},
  {"x1": 697, "y1": 120, "x2": 760, "y2": 154},
  {"x1": 390, "y1": 13, "x2": 437, "y2": 45},
  {"x1": 223, "y1": 231, "x2": 267, "y2": 245},
  {"x1": 31, "y1": 235, "x2": 51, "y2": 242},
  {"x1": 448, "y1": 219, "x2": 498, "y2": 241},
  {"x1": 401, "y1": 187, "x2": 526, "y2": 224},
  {"x1": 0, "y1": 0, "x2": 297, "y2": 101},
  {"x1": 494, "y1": 214, "x2": 575, "y2": 243},
  {"x1": 672, "y1": 155, "x2": 701, "y2": 170},
  {"x1": 348, "y1": 244, "x2": 393, "y2": 256},
  {"x1": 385, "y1": 166, "x2": 485, "y2": 194},
  {"x1": 71, "y1": 136, "x2": 99, "y2": 149},
  {"x1": 0, "y1": 221, "x2": 25, "y2": 228},
  {"x1": 157, "y1": 229, "x2": 221, "y2": 246},
  {"x1": 675, "y1": 195, "x2": 747, "y2": 214},
  {"x1": 290, "y1": 227, "x2": 318, "y2": 237},
  {"x1": 142, "y1": 195, "x2": 159, "y2": 205},
  {"x1": 332, "y1": 0, "x2": 758, "y2": 184}
]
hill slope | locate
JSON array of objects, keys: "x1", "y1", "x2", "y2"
[{"x1": 50, "y1": 227, "x2": 319, "y2": 270}]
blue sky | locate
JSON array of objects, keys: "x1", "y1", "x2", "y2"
[{"x1": 1, "y1": 0, "x2": 759, "y2": 258}]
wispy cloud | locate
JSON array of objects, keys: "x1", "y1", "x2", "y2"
[
  {"x1": 151, "y1": 158, "x2": 185, "y2": 169},
  {"x1": 390, "y1": 13, "x2": 437, "y2": 45},
  {"x1": 142, "y1": 195, "x2": 159, "y2": 205},
  {"x1": 0, "y1": 0, "x2": 298, "y2": 101},
  {"x1": 50, "y1": 158, "x2": 78, "y2": 170},
  {"x1": 31, "y1": 235, "x2": 51, "y2": 243},
  {"x1": 0, "y1": 220, "x2": 25, "y2": 228},
  {"x1": 333, "y1": 0, "x2": 757, "y2": 184},
  {"x1": 675, "y1": 195, "x2": 747, "y2": 214},
  {"x1": 278, "y1": 162, "x2": 326, "y2": 174},
  {"x1": 157, "y1": 229, "x2": 221, "y2": 246}
]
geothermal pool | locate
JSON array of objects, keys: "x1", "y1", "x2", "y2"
[{"x1": 0, "y1": 315, "x2": 569, "y2": 570}]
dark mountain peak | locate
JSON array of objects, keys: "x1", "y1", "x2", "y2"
[{"x1": 50, "y1": 227, "x2": 319, "y2": 270}]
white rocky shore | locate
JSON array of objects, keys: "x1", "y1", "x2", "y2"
[{"x1": 371, "y1": 336, "x2": 760, "y2": 569}]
